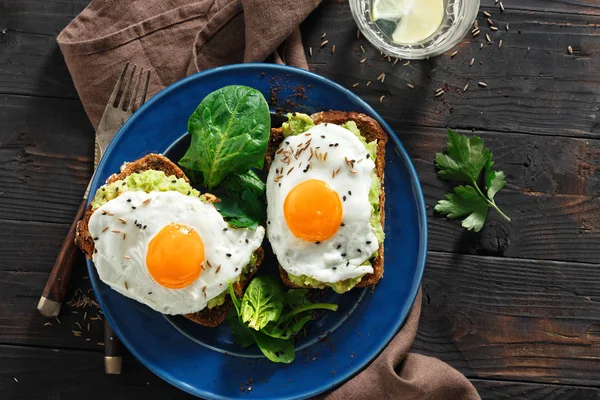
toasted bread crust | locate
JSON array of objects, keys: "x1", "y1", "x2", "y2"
[
  {"x1": 74, "y1": 153, "x2": 262, "y2": 327},
  {"x1": 269, "y1": 111, "x2": 387, "y2": 290}
]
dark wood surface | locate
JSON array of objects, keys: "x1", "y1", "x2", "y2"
[{"x1": 2, "y1": 0, "x2": 600, "y2": 398}]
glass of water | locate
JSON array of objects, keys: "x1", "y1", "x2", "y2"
[{"x1": 350, "y1": 0, "x2": 480, "y2": 60}]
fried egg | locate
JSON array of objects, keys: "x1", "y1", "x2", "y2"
[
  {"x1": 88, "y1": 191, "x2": 264, "y2": 315},
  {"x1": 266, "y1": 123, "x2": 379, "y2": 283}
]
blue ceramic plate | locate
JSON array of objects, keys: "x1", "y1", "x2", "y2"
[{"x1": 88, "y1": 63, "x2": 427, "y2": 399}]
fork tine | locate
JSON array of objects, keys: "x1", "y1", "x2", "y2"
[
  {"x1": 118, "y1": 64, "x2": 137, "y2": 110},
  {"x1": 108, "y1": 62, "x2": 129, "y2": 106},
  {"x1": 140, "y1": 69, "x2": 151, "y2": 107},
  {"x1": 126, "y1": 67, "x2": 143, "y2": 112}
]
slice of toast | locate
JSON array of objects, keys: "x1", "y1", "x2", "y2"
[
  {"x1": 266, "y1": 111, "x2": 387, "y2": 290},
  {"x1": 75, "y1": 153, "x2": 263, "y2": 327}
]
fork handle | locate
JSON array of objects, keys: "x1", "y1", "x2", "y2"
[{"x1": 37, "y1": 198, "x2": 87, "y2": 317}]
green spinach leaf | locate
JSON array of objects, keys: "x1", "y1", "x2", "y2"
[
  {"x1": 179, "y1": 85, "x2": 270, "y2": 189},
  {"x1": 241, "y1": 276, "x2": 284, "y2": 331},
  {"x1": 252, "y1": 330, "x2": 295, "y2": 364},
  {"x1": 215, "y1": 170, "x2": 266, "y2": 229},
  {"x1": 226, "y1": 309, "x2": 255, "y2": 348}
]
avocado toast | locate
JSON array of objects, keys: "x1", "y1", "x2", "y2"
[
  {"x1": 75, "y1": 153, "x2": 264, "y2": 327},
  {"x1": 266, "y1": 111, "x2": 387, "y2": 293}
]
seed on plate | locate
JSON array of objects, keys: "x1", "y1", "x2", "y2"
[
  {"x1": 487, "y1": 17, "x2": 493, "y2": 25},
  {"x1": 407, "y1": 83, "x2": 415, "y2": 89},
  {"x1": 87, "y1": 322, "x2": 90, "y2": 331},
  {"x1": 480, "y1": 43, "x2": 484, "y2": 49},
  {"x1": 352, "y1": 82, "x2": 359, "y2": 88},
  {"x1": 331, "y1": 44, "x2": 336, "y2": 55},
  {"x1": 379, "y1": 95, "x2": 385, "y2": 103},
  {"x1": 387, "y1": 55, "x2": 391, "y2": 62},
  {"x1": 499, "y1": 1, "x2": 504, "y2": 12},
  {"x1": 505, "y1": 23, "x2": 509, "y2": 31},
  {"x1": 490, "y1": 26, "x2": 498, "y2": 31},
  {"x1": 450, "y1": 50, "x2": 458, "y2": 57},
  {"x1": 55, "y1": 317, "x2": 61, "y2": 324},
  {"x1": 320, "y1": 40, "x2": 329, "y2": 48},
  {"x1": 435, "y1": 90, "x2": 444, "y2": 97},
  {"x1": 309, "y1": 47, "x2": 312, "y2": 57},
  {"x1": 463, "y1": 83, "x2": 469, "y2": 92},
  {"x1": 483, "y1": 11, "x2": 491, "y2": 17},
  {"x1": 357, "y1": 29, "x2": 360, "y2": 39},
  {"x1": 75, "y1": 322, "x2": 82, "y2": 329},
  {"x1": 44, "y1": 322, "x2": 52, "y2": 327},
  {"x1": 97, "y1": 342, "x2": 105, "y2": 346},
  {"x1": 478, "y1": 81, "x2": 488, "y2": 87},
  {"x1": 392, "y1": 58, "x2": 399, "y2": 66},
  {"x1": 403, "y1": 61, "x2": 410, "y2": 66},
  {"x1": 377, "y1": 72, "x2": 385, "y2": 81},
  {"x1": 360, "y1": 44, "x2": 365, "y2": 53},
  {"x1": 472, "y1": 29, "x2": 480, "y2": 37},
  {"x1": 360, "y1": 57, "x2": 366, "y2": 64},
  {"x1": 474, "y1": 20, "x2": 479, "y2": 29},
  {"x1": 499, "y1": 39, "x2": 503, "y2": 48},
  {"x1": 568, "y1": 45, "x2": 573, "y2": 55},
  {"x1": 366, "y1": 80, "x2": 371, "y2": 87},
  {"x1": 322, "y1": 32, "x2": 327, "y2": 39},
  {"x1": 486, "y1": 34, "x2": 492, "y2": 43},
  {"x1": 470, "y1": 58, "x2": 475, "y2": 66}
]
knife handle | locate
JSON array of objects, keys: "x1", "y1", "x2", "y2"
[
  {"x1": 37, "y1": 198, "x2": 87, "y2": 317},
  {"x1": 104, "y1": 320, "x2": 122, "y2": 374}
]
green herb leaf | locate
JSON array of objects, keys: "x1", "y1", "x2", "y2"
[
  {"x1": 252, "y1": 330, "x2": 295, "y2": 363},
  {"x1": 214, "y1": 170, "x2": 266, "y2": 229},
  {"x1": 179, "y1": 85, "x2": 270, "y2": 189},
  {"x1": 435, "y1": 185, "x2": 489, "y2": 232},
  {"x1": 228, "y1": 280, "x2": 242, "y2": 316},
  {"x1": 226, "y1": 309, "x2": 255, "y2": 348},
  {"x1": 435, "y1": 129, "x2": 490, "y2": 183},
  {"x1": 435, "y1": 129, "x2": 510, "y2": 231},
  {"x1": 241, "y1": 276, "x2": 285, "y2": 331}
]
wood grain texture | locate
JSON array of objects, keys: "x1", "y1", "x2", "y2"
[
  {"x1": 0, "y1": 94, "x2": 93, "y2": 223},
  {"x1": 416, "y1": 251, "x2": 600, "y2": 386},
  {"x1": 303, "y1": 1, "x2": 600, "y2": 139},
  {"x1": 472, "y1": 379, "x2": 600, "y2": 399},
  {"x1": 0, "y1": 345, "x2": 194, "y2": 400}
]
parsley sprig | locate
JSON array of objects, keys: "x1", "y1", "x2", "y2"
[{"x1": 434, "y1": 129, "x2": 510, "y2": 232}]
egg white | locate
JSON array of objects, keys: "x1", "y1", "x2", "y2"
[
  {"x1": 88, "y1": 191, "x2": 265, "y2": 315},
  {"x1": 266, "y1": 123, "x2": 379, "y2": 283}
]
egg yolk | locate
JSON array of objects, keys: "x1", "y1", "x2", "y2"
[
  {"x1": 146, "y1": 223, "x2": 204, "y2": 289},
  {"x1": 283, "y1": 179, "x2": 343, "y2": 242}
]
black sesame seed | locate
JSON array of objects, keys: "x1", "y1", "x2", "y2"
[
  {"x1": 366, "y1": 241, "x2": 372, "y2": 244},
  {"x1": 171, "y1": 180, "x2": 176, "y2": 183},
  {"x1": 334, "y1": 143, "x2": 339, "y2": 147},
  {"x1": 279, "y1": 183, "x2": 281, "y2": 187},
  {"x1": 321, "y1": 135, "x2": 325, "y2": 138},
  {"x1": 324, "y1": 123, "x2": 329, "y2": 126},
  {"x1": 131, "y1": 206, "x2": 136, "y2": 209},
  {"x1": 315, "y1": 241, "x2": 321, "y2": 245},
  {"x1": 115, "y1": 187, "x2": 119, "y2": 192},
  {"x1": 366, "y1": 154, "x2": 371, "y2": 159},
  {"x1": 341, "y1": 253, "x2": 346, "y2": 257},
  {"x1": 329, "y1": 144, "x2": 334, "y2": 147},
  {"x1": 336, "y1": 244, "x2": 341, "y2": 249},
  {"x1": 102, "y1": 212, "x2": 107, "y2": 216},
  {"x1": 127, "y1": 199, "x2": 131, "y2": 202},
  {"x1": 267, "y1": 221, "x2": 271, "y2": 225},
  {"x1": 357, "y1": 249, "x2": 362, "y2": 253},
  {"x1": 245, "y1": 239, "x2": 249, "y2": 244},
  {"x1": 135, "y1": 220, "x2": 137, "y2": 224},
  {"x1": 226, "y1": 253, "x2": 232, "y2": 257},
  {"x1": 348, "y1": 191, "x2": 352, "y2": 195},
  {"x1": 102, "y1": 188, "x2": 105, "y2": 191},
  {"x1": 235, "y1": 267, "x2": 239, "y2": 272},
  {"x1": 343, "y1": 196, "x2": 346, "y2": 201},
  {"x1": 341, "y1": 223, "x2": 345, "y2": 227},
  {"x1": 143, "y1": 225, "x2": 147, "y2": 229},
  {"x1": 285, "y1": 141, "x2": 290, "y2": 145},
  {"x1": 148, "y1": 292, "x2": 152, "y2": 295},
  {"x1": 94, "y1": 249, "x2": 98, "y2": 254},
  {"x1": 346, "y1": 261, "x2": 350, "y2": 267},
  {"x1": 332, "y1": 267, "x2": 337, "y2": 270},
  {"x1": 187, "y1": 191, "x2": 190, "y2": 195},
  {"x1": 223, "y1": 228, "x2": 228, "y2": 232},
  {"x1": 93, "y1": 237, "x2": 99, "y2": 241},
  {"x1": 122, "y1": 181, "x2": 126, "y2": 186}
]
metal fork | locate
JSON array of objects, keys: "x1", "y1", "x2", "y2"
[{"x1": 38, "y1": 63, "x2": 151, "y2": 318}]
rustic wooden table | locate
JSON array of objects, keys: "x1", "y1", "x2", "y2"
[{"x1": 2, "y1": 0, "x2": 600, "y2": 398}]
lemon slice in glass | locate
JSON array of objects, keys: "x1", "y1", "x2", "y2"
[{"x1": 372, "y1": 0, "x2": 445, "y2": 45}]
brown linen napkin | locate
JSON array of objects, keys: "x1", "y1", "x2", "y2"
[
  {"x1": 57, "y1": 0, "x2": 318, "y2": 128},
  {"x1": 324, "y1": 289, "x2": 480, "y2": 400},
  {"x1": 57, "y1": 1, "x2": 479, "y2": 398}
]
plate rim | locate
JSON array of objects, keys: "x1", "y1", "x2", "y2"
[{"x1": 87, "y1": 62, "x2": 428, "y2": 399}]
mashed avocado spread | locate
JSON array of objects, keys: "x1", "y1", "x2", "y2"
[
  {"x1": 282, "y1": 113, "x2": 384, "y2": 294},
  {"x1": 90, "y1": 169, "x2": 256, "y2": 310}
]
